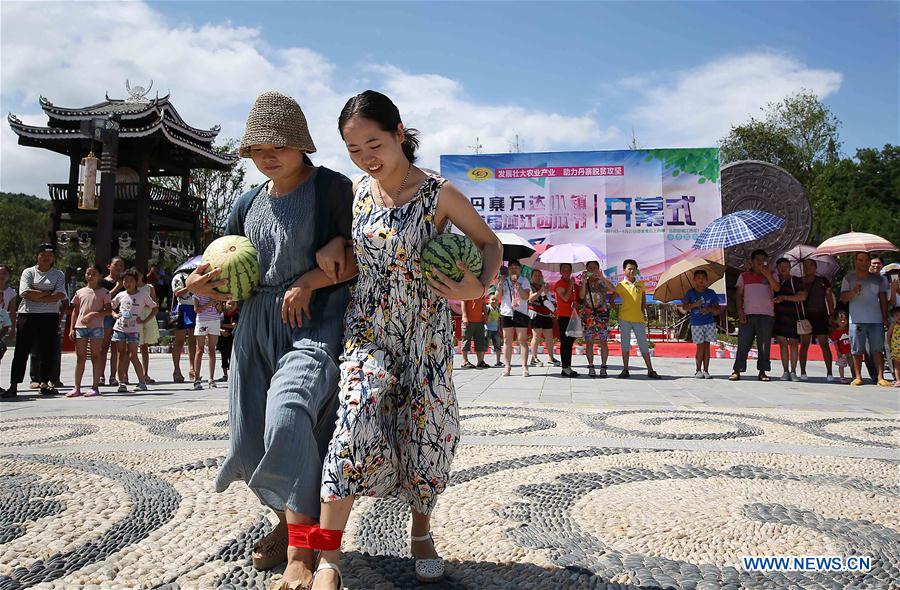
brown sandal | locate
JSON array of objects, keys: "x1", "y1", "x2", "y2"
[
  {"x1": 253, "y1": 526, "x2": 288, "y2": 571},
  {"x1": 728, "y1": 372, "x2": 740, "y2": 381},
  {"x1": 757, "y1": 372, "x2": 771, "y2": 382}
]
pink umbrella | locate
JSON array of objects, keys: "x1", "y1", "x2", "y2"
[
  {"x1": 771, "y1": 244, "x2": 839, "y2": 280},
  {"x1": 814, "y1": 232, "x2": 898, "y2": 256}
]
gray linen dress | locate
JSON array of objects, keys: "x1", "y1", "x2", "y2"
[{"x1": 214, "y1": 167, "x2": 351, "y2": 517}]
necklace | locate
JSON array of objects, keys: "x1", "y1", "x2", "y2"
[{"x1": 374, "y1": 163, "x2": 412, "y2": 207}]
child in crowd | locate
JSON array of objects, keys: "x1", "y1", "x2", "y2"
[
  {"x1": 888, "y1": 307, "x2": 900, "y2": 387},
  {"x1": 99, "y1": 257, "x2": 125, "y2": 386},
  {"x1": 615, "y1": 259, "x2": 660, "y2": 379},
  {"x1": 485, "y1": 294, "x2": 503, "y2": 367},
  {"x1": 681, "y1": 269, "x2": 720, "y2": 379},
  {"x1": 0, "y1": 265, "x2": 12, "y2": 362},
  {"x1": 192, "y1": 293, "x2": 222, "y2": 390},
  {"x1": 0, "y1": 296, "x2": 10, "y2": 362},
  {"x1": 137, "y1": 271, "x2": 160, "y2": 384},
  {"x1": 111, "y1": 268, "x2": 153, "y2": 392},
  {"x1": 830, "y1": 310, "x2": 852, "y2": 384},
  {"x1": 460, "y1": 295, "x2": 488, "y2": 369},
  {"x1": 0, "y1": 264, "x2": 16, "y2": 340},
  {"x1": 67, "y1": 265, "x2": 111, "y2": 397},
  {"x1": 218, "y1": 300, "x2": 239, "y2": 382}
]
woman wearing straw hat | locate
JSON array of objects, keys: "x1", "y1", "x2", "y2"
[
  {"x1": 307, "y1": 90, "x2": 502, "y2": 589},
  {"x1": 187, "y1": 91, "x2": 356, "y2": 590}
]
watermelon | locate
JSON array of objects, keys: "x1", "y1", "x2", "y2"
[
  {"x1": 200, "y1": 235, "x2": 260, "y2": 301},
  {"x1": 420, "y1": 233, "x2": 483, "y2": 281}
]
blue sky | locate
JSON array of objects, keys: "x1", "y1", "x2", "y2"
[
  {"x1": 1, "y1": 1, "x2": 897, "y2": 195},
  {"x1": 159, "y1": 1, "x2": 899, "y2": 150}
]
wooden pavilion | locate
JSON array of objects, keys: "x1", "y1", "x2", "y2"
[{"x1": 7, "y1": 83, "x2": 238, "y2": 268}]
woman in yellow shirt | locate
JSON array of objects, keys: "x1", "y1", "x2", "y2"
[{"x1": 615, "y1": 259, "x2": 660, "y2": 379}]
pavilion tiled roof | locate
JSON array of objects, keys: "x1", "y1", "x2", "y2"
[
  {"x1": 38, "y1": 95, "x2": 222, "y2": 139},
  {"x1": 9, "y1": 93, "x2": 237, "y2": 167}
]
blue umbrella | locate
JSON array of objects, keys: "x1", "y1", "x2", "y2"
[
  {"x1": 175, "y1": 255, "x2": 203, "y2": 274},
  {"x1": 692, "y1": 210, "x2": 785, "y2": 250}
]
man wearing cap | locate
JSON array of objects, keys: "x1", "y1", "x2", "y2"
[{"x1": 3, "y1": 244, "x2": 68, "y2": 398}]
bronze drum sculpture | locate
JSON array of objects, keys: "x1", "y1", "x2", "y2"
[{"x1": 720, "y1": 160, "x2": 812, "y2": 270}]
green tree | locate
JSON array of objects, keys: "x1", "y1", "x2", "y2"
[
  {"x1": 719, "y1": 90, "x2": 841, "y2": 188},
  {"x1": 153, "y1": 138, "x2": 245, "y2": 248},
  {"x1": 809, "y1": 145, "x2": 900, "y2": 249},
  {"x1": 719, "y1": 119, "x2": 803, "y2": 177},
  {"x1": 0, "y1": 192, "x2": 52, "y2": 215},
  {"x1": 0, "y1": 198, "x2": 51, "y2": 278}
]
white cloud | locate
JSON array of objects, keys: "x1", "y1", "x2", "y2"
[
  {"x1": 0, "y1": 3, "x2": 844, "y2": 197},
  {"x1": 374, "y1": 65, "x2": 617, "y2": 161},
  {"x1": 0, "y1": 1, "x2": 612, "y2": 197},
  {"x1": 623, "y1": 52, "x2": 843, "y2": 147}
]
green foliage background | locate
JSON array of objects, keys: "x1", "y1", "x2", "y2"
[
  {"x1": 719, "y1": 90, "x2": 898, "y2": 261},
  {"x1": 643, "y1": 148, "x2": 720, "y2": 184},
  {"x1": 0, "y1": 193, "x2": 51, "y2": 279}
]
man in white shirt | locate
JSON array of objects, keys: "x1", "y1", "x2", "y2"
[{"x1": 3, "y1": 244, "x2": 68, "y2": 398}]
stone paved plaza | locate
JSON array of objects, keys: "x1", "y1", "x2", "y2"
[{"x1": 1, "y1": 354, "x2": 898, "y2": 590}]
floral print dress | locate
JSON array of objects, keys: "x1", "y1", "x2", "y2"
[
  {"x1": 580, "y1": 278, "x2": 610, "y2": 341},
  {"x1": 320, "y1": 174, "x2": 460, "y2": 515}
]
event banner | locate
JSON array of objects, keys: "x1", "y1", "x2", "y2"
[{"x1": 440, "y1": 148, "x2": 723, "y2": 293}]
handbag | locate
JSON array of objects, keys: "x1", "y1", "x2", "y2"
[
  {"x1": 793, "y1": 277, "x2": 813, "y2": 335},
  {"x1": 565, "y1": 313, "x2": 583, "y2": 338}
]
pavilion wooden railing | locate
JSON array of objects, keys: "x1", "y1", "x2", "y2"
[{"x1": 48, "y1": 183, "x2": 203, "y2": 214}]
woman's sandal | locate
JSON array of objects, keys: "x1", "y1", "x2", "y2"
[
  {"x1": 253, "y1": 526, "x2": 289, "y2": 571},
  {"x1": 412, "y1": 532, "x2": 445, "y2": 583},
  {"x1": 728, "y1": 372, "x2": 740, "y2": 381},
  {"x1": 757, "y1": 372, "x2": 771, "y2": 382},
  {"x1": 311, "y1": 561, "x2": 342, "y2": 590},
  {"x1": 460, "y1": 361, "x2": 476, "y2": 369},
  {"x1": 647, "y1": 370, "x2": 661, "y2": 379}
]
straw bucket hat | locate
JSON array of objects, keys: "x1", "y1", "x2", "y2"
[{"x1": 239, "y1": 91, "x2": 317, "y2": 157}]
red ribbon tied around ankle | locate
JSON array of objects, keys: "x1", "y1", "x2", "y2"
[{"x1": 287, "y1": 523, "x2": 343, "y2": 551}]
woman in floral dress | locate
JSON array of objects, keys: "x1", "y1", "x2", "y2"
[
  {"x1": 579, "y1": 260, "x2": 616, "y2": 377},
  {"x1": 306, "y1": 91, "x2": 502, "y2": 589}
]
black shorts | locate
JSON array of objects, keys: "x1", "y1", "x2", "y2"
[
  {"x1": 501, "y1": 311, "x2": 530, "y2": 329},
  {"x1": 530, "y1": 314, "x2": 553, "y2": 330},
  {"x1": 806, "y1": 312, "x2": 831, "y2": 336}
]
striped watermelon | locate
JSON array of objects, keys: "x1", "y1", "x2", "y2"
[
  {"x1": 420, "y1": 233, "x2": 483, "y2": 281},
  {"x1": 200, "y1": 235, "x2": 260, "y2": 301}
]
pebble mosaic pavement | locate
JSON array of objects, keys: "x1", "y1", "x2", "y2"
[{"x1": 1, "y1": 356, "x2": 898, "y2": 589}]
